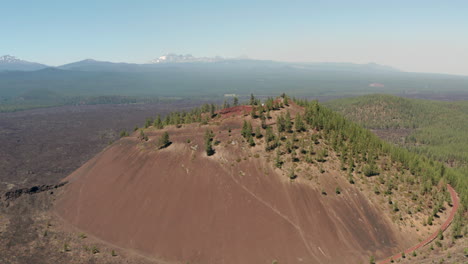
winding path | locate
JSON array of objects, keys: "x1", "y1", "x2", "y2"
[{"x1": 378, "y1": 184, "x2": 460, "y2": 264}]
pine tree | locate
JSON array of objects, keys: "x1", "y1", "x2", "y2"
[
  {"x1": 255, "y1": 126, "x2": 262, "y2": 138},
  {"x1": 250, "y1": 93, "x2": 255, "y2": 106},
  {"x1": 241, "y1": 120, "x2": 253, "y2": 138},
  {"x1": 139, "y1": 130, "x2": 148, "y2": 141},
  {"x1": 158, "y1": 131, "x2": 170, "y2": 149},
  {"x1": 233, "y1": 97, "x2": 239, "y2": 106},
  {"x1": 289, "y1": 166, "x2": 296, "y2": 179},
  {"x1": 153, "y1": 115, "x2": 163, "y2": 129},
  {"x1": 120, "y1": 130, "x2": 129, "y2": 137},
  {"x1": 295, "y1": 113, "x2": 306, "y2": 132},
  {"x1": 210, "y1": 104, "x2": 216, "y2": 117},
  {"x1": 260, "y1": 113, "x2": 267, "y2": 129},
  {"x1": 204, "y1": 130, "x2": 215, "y2": 156},
  {"x1": 250, "y1": 107, "x2": 257, "y2": 118},
  {"x1": 285, "y1": 110, "x2": 292, "y2": 132},
  {"x1": 277, "y1": 114, "x2": 285, "y2": 133},
  {"x1": 145, "y1": 117, "x2": 153, "y2": 128},
  {"x1": 275, "y1": 149, "x2": 282, "y2": 168},
  {"x1": 265, "y1": 126, "x2": 275, "y2": 142},
  {"x1": 248, "y1": 135, "x2": 255, "y2": 146}
]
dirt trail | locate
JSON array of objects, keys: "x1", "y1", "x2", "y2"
[{"x1": 378, "y1": 184, "x2": 460, "y2": 264}]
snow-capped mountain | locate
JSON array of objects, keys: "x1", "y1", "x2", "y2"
[
  {"x1": 149, "y1": 53, "x2": 224, "y2": 64},
  {"x1": 0, "y1": 55, "x2": 49, "y2": 71},
  {"x1": 0, "y1": 55, "x2": 22, "y2": 63}
]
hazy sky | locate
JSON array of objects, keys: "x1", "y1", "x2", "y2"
[{"x1": 1, "y1": 0, "x2": 468, "y2": 75}]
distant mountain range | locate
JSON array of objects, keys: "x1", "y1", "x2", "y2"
[
  {"x1": 1, "y1": 53, "x2": 468, "y2": 112},
  {"x1": 0, "y1": 55, "x2": 49, "y2": 71},
  {"x1": 149, "y1": 53, "x2": 224, "y2": 63},
  {"x1": 0, "y1": 54, "x2": 401, "y2": 73}
]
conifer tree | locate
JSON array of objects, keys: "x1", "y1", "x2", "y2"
[
  {"x1": 241, "y1": 120, "x2": 253, "y2": 138},
  {"x1": 210, "y1": 104, "x2": 216, "y2": 117},
  {"x1": 250, "y1": 93, "x2": 255, "y2": 106},
  {"x1": 275, "y1": 149, "x2": 282, "y2": 168},
  {"x1": 260, "y1": 113, "x2": 267, "y2": 129},
  {"x1": 265, "y1": 126, "x2": 275, "y2": 143},
  {"x1": 248, "y1": 135, "x2": 255, "y2": 147},
  {"x1": 204, "y1": 129, "x2": 215, "y2": 156},
  {"x1": 153, "y1": 115, "x2": 163, "y2": 129},
  {"x1": 285, "y1": 110, "x2": 293, "y2": 132},
  {"x1": 255, "y1": 126, "x2": 262, "y2": 139},
  {"x1": 295, "y1": 113, "x2": 306, "y2": 132},
  {"x1": 277, "y1": 114, "x2": 285, "y2": 133},
  {"x1": 158, "y1": 131, "x2": 170, "y2": 149}
]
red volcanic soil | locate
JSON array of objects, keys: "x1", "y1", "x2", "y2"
[
  {"x1": 55, "y1": 105, "x2": 418, "y2": 264},
  {"x1": 217, "y1": 105, "x2": 253, "y2": 117}
]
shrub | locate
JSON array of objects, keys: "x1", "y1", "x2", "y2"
[
  {"x1": 63, "y1": 243, "x2": 71, "y2": 252},
  {"x1": 119, "y1": 130, "x2": 129, "y2": 137},
  {"x1": 438, "y1": 230, "x2": 444, "y2": 240},
  {"x1": 363, "y1": 164, "x2": 379, "y2": 177},
  {"x1": 289, "y1": 167, "x2": 296, "y2": 180},
  {"x1": 427, "y1": 215, "x2": 433, "y2": 226},
  {"x1": 335, "y1": 187, "x2": 341, "y2": 194},
  {"x1": 91, "y1": 245, "x2": 100, "y2": 254},
  {"x1": 139, "y1": 130, "x2": 148, "y2": 141}
]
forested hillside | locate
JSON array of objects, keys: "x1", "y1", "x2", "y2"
[
  {"x1": 325, "y1": 94, "x2": 467, "y2": 233},
  {"x1": 326, "y1": 95, "x2": 468, "y2": 166}
]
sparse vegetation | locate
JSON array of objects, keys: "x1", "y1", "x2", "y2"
[
  {"x1": 119, "y1": 130, "x2": 129, "y2": 137},
  {"x1": 139, "y1": 130, "x2": 148, "y2": 141},
  {"x1": 91, "y1": 245, "x2": 100, "y2": 254}
]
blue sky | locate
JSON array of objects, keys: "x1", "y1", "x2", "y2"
[{"x1": 1, "y1": 0, "x2": 468, "y2": 75}]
